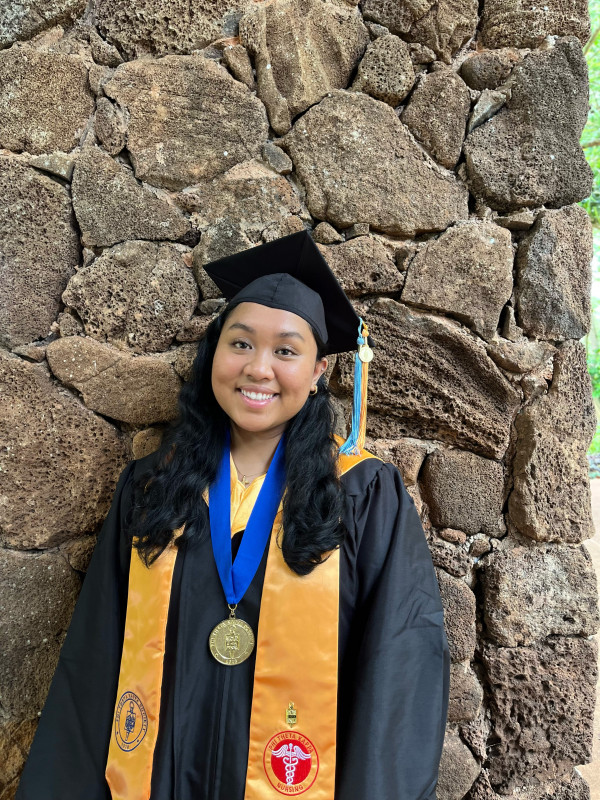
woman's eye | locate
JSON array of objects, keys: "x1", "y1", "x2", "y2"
[
  {"x1": 232, "y1": 340, "x2": 250, "y2": 349},
  {"x1": 276, "y1": 347, "x2": 296, "y2": 357}
]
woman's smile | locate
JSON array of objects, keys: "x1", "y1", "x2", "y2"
[{"x1": 237, "y1": 386, "x2": 279, "y2": 408}]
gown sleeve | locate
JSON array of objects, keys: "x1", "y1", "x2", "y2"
[
  {"x1": 15, "y1": 460, "x2": 136, "y2": 800},
  {"x1": 336, "y1": 461, "x2": 450, "y2": 800}
]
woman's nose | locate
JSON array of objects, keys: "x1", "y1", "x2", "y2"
[{"x1": 243, "y1": 349, "x2": 275, "y2": 380}]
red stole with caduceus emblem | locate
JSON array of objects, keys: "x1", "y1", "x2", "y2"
[{"x1": 105, "y1": 441, "x2": 379, "y2": 799}]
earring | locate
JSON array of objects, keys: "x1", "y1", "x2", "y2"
[{"x1": 309, "y1": 385, "x2": 318, "y2": 395}]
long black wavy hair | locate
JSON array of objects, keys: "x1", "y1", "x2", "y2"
[{"x1": 125, "y1": 301, "x2": 347, "y2": 576}]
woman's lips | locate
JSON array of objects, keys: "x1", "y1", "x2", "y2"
[{"x1": 237, "y1": 388, "x2": 278, "y2": 408}]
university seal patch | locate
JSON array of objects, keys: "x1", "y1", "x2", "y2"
[
  {"x1": 114, "y1": 690, "x2": 148, "y2": 752},
  {"x1": 264, "y1": 731, "x2": 319, "y2": 795}
]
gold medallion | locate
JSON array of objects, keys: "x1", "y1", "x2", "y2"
[
  {"x1": 209, "y1": 604, "x2": 255, "y2": 665},
  {"x1": 358, "y1": 342, "x2": 373, "y2": 363}
]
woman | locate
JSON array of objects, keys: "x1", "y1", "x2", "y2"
[{"x1": 16, "y1": 230, "x2": 450, "y2": 800}]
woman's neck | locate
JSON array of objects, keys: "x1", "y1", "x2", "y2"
[{"x1": 229, "y1": 424, "x2": 284, "y2": 477}]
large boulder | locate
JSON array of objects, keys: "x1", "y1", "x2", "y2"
[
  {"x1": 463, "y1": 37, "x2": 593, "y2": 211},
  {"x1": 276, "y1": 90, "x2": 469, "y2": 236},
  {"x1": 0, "y1": 44, "x2": 93, "y2": 155},
  {"x1": 46, "y1": 336, "x2": 182, "y2": 425},
  {"x1": 0, "y1": 352, "x2": 128, "y2": 549},
  {"x1": 361, "y1": 0, "x2": 478, "y2": 64},
  {"x1": 481, "y1": 636, "x2": 598, "y2": 792},
  {"x1": 62, "y1": 241, "x2": 198, "y2": 353},
  {"x1": 509, "y1": 341, "x2": 596, "y2": 544},
  {"x1": 0, "y1": 0, "x2": 85, "y2": 48},
  {"x1": 401, "y1": 221, "x2": 513, "y2": 341},
  {"x1": 481, "y1": 0, "x2": 591, "y2": 49},
  {"x1": 401, "y1": 68, "x2": 471, "y2": 169},
  {"x1": 178, "y1": 159, "x2": 302, "y2": 237},
  {"x1": 420, "y1": 448, "x2": 506, "y2": 537},
  {"x1": 71, "y1": 146, "x2": 191, "y2": 247},
  {"x1": 95, "y1": 0, "x2": 254, "y2": 58},
  {"x1": 479, "y1": 543, "x2": 600, "y2": 647},
  {"x1": 0, "y1": 156, "x2": 79, "y2": 349},
  {"x1": 103, "y1": 55, "x2": 270, "y2": 190},
  {"x1": 350, "y1": 34, "x2": 415, "y2": 107},
  {"x1": 239, "y1": 0, "x2": 369, "y2": 134},
  {"x1": 515, "y1": 205, "x2": 593, "y2": 340},
  {"x1": 0, "y1": 547, "x2": 80, "y2": 720},
  {"x1": 336, "y1": 299, "x2": 521, "y2": 459}
]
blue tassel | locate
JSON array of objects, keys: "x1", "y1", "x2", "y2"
[{"x1": 339, "y1": 318, "x2": 366, "y2": 456}]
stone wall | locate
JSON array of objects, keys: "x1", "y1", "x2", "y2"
[{"x1": 1, "y1": 1, "x2": 599, "y2": 798}]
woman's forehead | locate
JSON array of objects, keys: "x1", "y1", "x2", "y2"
[{"x1": 224, "y1": 302, "x2": 315, "y2": 339}]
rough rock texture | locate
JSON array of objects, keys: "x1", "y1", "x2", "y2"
[
  {"x1": 481, "y1": 0, "x2": 591, "y2": 49},
  {"x1": 401, "y1": 221, "x2": 514, "y2": 340},
  {"x1": 223, "y1": 44, "x2": 255, "y2": 90},
  {"x1": 239, "y1": 0, "x2": 369, "y2": 134},
  {"x1": 0, "y1": 156, "x2": 79, "y2": 349},
  {"x1": 178, "y1": 159, "x2": 302, "y2": 236},
  {"x1": 94, "y1": 97, "x2": 127, "y2": 156},
  {"x1": 366, "y1": 437, "x2": 431, "y2": 486},
  {"x1": 62, "y1": 241, "x2": 198, "y2": 352},
  {"x1": 480, "y1": 543, "x2": 600, "y2": 647},
  {"x1": 420, "y1": 448, "x2": 506, "y2": 537},
  {"x1": 464, "y1": 37, "x2": 593, "y2": 211},
  {"x1": 350, "y1": 33, "x2": 415, "y2": 106},
  {"x1": 466, "y1": 767, "x2": 593, "y2": 800},
  {"x1": 95, "y1": 0, "x2": 254, "y2": 58},
  {"x1": 436, "y1": 569, "x2": 477, "y2": 663},
  {"x1": 0, "y1": 719, "x2": 37, "y2": 800},
  {"x1": 316, "y1": 235, "x2": 402, "y2": 297},
  {"x1": 103, "y1": 55, "x2": 270, "y2": 190},
  {"x1": 71, "y1": 146, "x2": 191, "y2": 247},
  {"x1": 46, "y1": 336, "x2": 182, "y2": 424},
  {"x1": 336, "y1": 299, "x2": 521, "y2": 459},
  {"x1": 0, "y1": 0, "x2": 86, "y2": 48},
  {"x1": 277, "y1": 90, "x2": 469, "y2": 236},
  {"x1": 0, "y1": 44, "x2": 93, "y2": 155},
  {"x1": 515, "y1": 205, "x2": 593, "y2": 340},
  {"x1": 481, "y1": 637, "x2": 598, "y2": 792},
  {"x1": 361, "y1": 0, "x2": 479, "y2": 64},
  {"x1": 401, "y1": 67, "x2": 471, "y2": 169},
  {"x1": 0, "y1": 352, "x2": 129, "y2": 549},
  {"x1": 448, "y1": 663, "x2": 484, "y2": 723},
  {"x1": 509, "y1": 341, "x2": 596, "y2": 544},
  {"x1": 429, "y1": 537, "x2": 472, "y2": 578},
  {"x1": 0, "y1": 547, "x2": 81, "y2": 719},
  {"x1": 437, "y1": 728, "x2": 481, "y2": 800},
  {"x1": 459, "y1": 48, "x2": 522, "y2": 91}
]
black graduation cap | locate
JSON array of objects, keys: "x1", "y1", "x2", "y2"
[
  {"x1": 201, "y1": 229, "x2": 373, "y2": 455},
  {"x1": 201, "y1": 229, "x2": 360, "y2": 356}
]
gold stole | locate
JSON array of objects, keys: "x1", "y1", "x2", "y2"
[{"x1": 106, "y1": 443, "x2": 378, "y2": 799}]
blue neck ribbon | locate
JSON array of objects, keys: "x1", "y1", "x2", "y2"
[{"x1": 209, "y1": 429, "x2": 287, "y2": 605}]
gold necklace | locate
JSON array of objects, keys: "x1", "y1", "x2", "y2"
[{"x1": 231, "y1": 458, "x2": 265, "y2": 487}]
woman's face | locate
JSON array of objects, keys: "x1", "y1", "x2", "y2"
[{"x1": 211, "y1": 302, "x2": 328, "y2": 439}]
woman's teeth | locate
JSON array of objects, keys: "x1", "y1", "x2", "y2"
[{"x1": 240, "y1": 389, "x2": 276, "y2": 401}]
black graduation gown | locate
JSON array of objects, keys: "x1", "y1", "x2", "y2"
[{"x1": 15, "y1": 452, "x2": 450, "y2": 800}]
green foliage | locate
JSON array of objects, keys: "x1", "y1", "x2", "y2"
[
  {"x1": 582, "y1": 2, "x2": 600, "y2": 465},
  {"x1": 581, "y1": 0, "x2": 600, "y2": 222}
]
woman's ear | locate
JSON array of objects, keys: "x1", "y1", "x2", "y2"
[{"x1": 314, "y1": 357, "x2": 328, "y2": 383}]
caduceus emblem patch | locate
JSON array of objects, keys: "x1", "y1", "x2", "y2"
[{"x1": 263, "y1": 731, "x2": 319, "y2": 794}]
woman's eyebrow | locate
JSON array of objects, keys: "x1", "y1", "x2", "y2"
[{"x1": 227, "y1": 322, "x2": 305, "y2": 341}]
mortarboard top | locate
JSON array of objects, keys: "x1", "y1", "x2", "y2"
[
  {"x1": 201, "y1": 229, "x2": 362, "y2": 356},
  {"x1": 201, "y1": 228, "x2": 372, "y2": 455}
]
